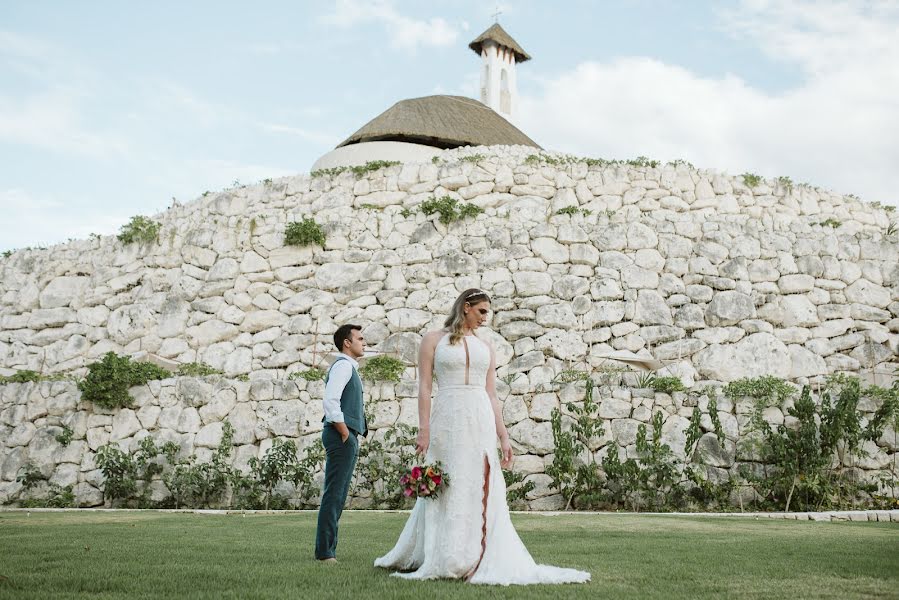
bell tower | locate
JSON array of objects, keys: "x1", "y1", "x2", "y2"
[{"x1": 469, "y1": 22, "x2": 531, "y2": 122}]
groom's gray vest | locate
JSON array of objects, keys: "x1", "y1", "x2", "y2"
[{"x1": 324, "y1": 357, "x2": 368, "y2": 437}]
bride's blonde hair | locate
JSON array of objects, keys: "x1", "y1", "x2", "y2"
[{"x1": 444, "y1": 288, "x2": 491, "y2": 345}]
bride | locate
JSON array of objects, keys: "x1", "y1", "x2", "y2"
[{"x1": 374, "y1": 289, "x2": 590, "y2": 585}]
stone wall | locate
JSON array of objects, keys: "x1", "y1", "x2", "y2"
[{"x1": 1, "y1": 145, "x2": 897, "y2": 507}]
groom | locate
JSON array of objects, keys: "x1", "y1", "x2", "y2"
[{"x1": 315, "y1": 324, "x2": 368, "y2": 563}]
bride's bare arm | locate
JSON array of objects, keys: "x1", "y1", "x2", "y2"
[
  {"x1": 415, "y1": 331, "x2": 440, "y2": 456},
  {"x1": 485, "y1": 342, "x2": 513, "y2": 467}
]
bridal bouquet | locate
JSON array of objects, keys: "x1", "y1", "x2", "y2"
[{"x1": 400, "y1": 462, "x2": 448, "y2": 499}]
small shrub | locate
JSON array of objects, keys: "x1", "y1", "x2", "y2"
[
  {"x1": 78, "y1": 352, "x2": 171, "y2": 409},
  {"x1": 359, "y1": 203, "x2": 380, "y2": 210},
  {"x1": 667, "y1": 159, "x2": 695, "y2": 169},
  {"x1": 288, "y1": 367, "x2": 325, "y2": 382},
  {"x1": 96, "y1": 437, "x2": 168, "y2": 507},
  {"x1": 651, "y1": 376, "x2": 685, "y2": 394},
  {"x1": 16, "y1": 464, "x2": 43, "y2": 489},
  {"x1": 117, "y1": 216, "x2": 160, "y2": 245},
  {"x1": 1, "y1": 250, "x2": 12, "y2": 258},
  {"x1": 310, "y1": 166, "x2": 346, "y2": 178},
  {"x1": 419, "y1": 196, "x2": 484, "y2": 225},
  {"x1": 551, "y1": 369, "x2": 592, "y2": 385},
  {"x1": 723, "y1": 375, "x2": 795, "y2": 407},
  {"x1": 460, "y1": 154, "x2": 485, "y2": 163},
  {"x1": 19, "y1": 484, "x2": 76, "y2": 508},
  {"x1": 741, "y1": 173, "x2": 763, "y2": 188},
  {"x1": 626, "y1": 156, "x2": 660, "y2": 168},
  {"x1": 818, "y1": 217, "x2": 842, "y2": 228},
  {"x1": 353, "y1": 423, "x2": 417, "y2": 509},
  {"x1": 887, "y1": 222, "x2": 897, "y2": 236},
  {"x1": 399, "y1": 207, "x2": 413, "y2": 218},
  {"x1": 349, "y1": 160, "x2": 400, "y2": 176},
  {"x1": 503, "y1": 467, "x2": 536, "y2": 507},
  {"x1": 0, "y1": 370, "x2": 41, "y2": 384},
  {"x1": 359, "y1": 355, "x2": 405, "y2": 383},
  {"x1": 55, "y1": 424, "x2": 74, "y2": 447},
  {"x1": 554, "y1": 206, "x2": 591, "y2": 217},
  {"x1": 633, "y1": 372, "x2": 656, "y2": 389},
  {"x1": 176, "y1": 362, "x2": 223, "y2": 377},
  {"x1": 232, "y1": 439, "x2": 324, "y2": 510},
  {"x1": 777, "y1": 175, "x2": 794, "y2": 193},
  {"x1": 163, "y1": 422, "x2": 234, "y2": 508},
  {"x1": 235, "y1": 374, "x2": 250, "y2": 382},
  {"x1": 284, "y1": 218, "x2": 326, "y2": 247}
]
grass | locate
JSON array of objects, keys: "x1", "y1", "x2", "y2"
[{"x1": 0, "y1": 511, "x2": 896, "y2": 599}]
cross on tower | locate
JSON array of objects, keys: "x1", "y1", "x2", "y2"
[{"x1": 491, "y1": 5, "x2": 502, "y2": 23}]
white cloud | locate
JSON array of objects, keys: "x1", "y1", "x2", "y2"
[
  {"x1": 519, "y1": 0, "x2": 899, "y2": 205},
  {"x1": 0, "y1": 189, "x2": 129, "y2": 250},
  {"x1": 320, "y1": 0, "x2": 459, "y2": 50},
  {"x1": 0, "y1": 31, "x2": 130, "y2": 158}
]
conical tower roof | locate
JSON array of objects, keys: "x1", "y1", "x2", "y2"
[
  {"x1": 468, "y1": 23, "x2": 531, "y2": 62},
  {"x1": 336, "y1": 95, "x2": 541, "y2": 150}
]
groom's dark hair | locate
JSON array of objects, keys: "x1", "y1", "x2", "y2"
[{"x1": 334, "y1": 324, "x2": 362, "y2": 352}]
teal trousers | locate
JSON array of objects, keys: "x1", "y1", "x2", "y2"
[{"x1": 314, "y1": 423, "x2": 359, "y2": 559}]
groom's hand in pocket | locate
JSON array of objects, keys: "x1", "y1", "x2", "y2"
[{"x1": 334, "y1": 422, "x2": 350, "y2": 443}]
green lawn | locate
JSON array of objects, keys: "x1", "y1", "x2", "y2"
[{"x1": 0, "y1": 511, "x2": 896, "y2": 600}]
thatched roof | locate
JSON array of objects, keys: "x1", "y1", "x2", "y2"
[
  {"x1": 337, "y1": 95, "x2": 541, "y2": 150},
  {"x1": 469, "y1": 23, "x2": 531, "y2": 62}
]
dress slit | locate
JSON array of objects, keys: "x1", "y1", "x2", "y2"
[
  {"x1": 465, "y1": 453, "x2": 490, "y2": 581},
  {"x1": 462, "y1": 337, "x2": 470, "y2": 385}
]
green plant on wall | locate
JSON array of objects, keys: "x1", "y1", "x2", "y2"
[
  {"x1": 78, "y1": 353, "x2": 171, "y2": 409},
  {"x1": 284, "y1": 218, "x2": 326, "y2": 247},
  {"x1": 741, "y1": 173, "x2": 763, "y2": 188},
  {"x1": 359, "y1": 355, "x2": 406, "y2": 383},
  {"x1": 117, "y1": 216, "x2": 160, "y2": 245},
  {"x1": 418, "y1": 196, "x2": 484, "y2": 225}
]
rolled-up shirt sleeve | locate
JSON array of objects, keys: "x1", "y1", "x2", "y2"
[{"x1": 322, "y1": 360, "x2": 353, "y2": 423}]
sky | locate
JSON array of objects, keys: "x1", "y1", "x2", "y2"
[{"x1": 1, "y1": 0, "x2": 897, "y2": 251}]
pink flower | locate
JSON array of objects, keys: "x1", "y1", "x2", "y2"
[
  {"x1": 403, "y1": 487, "x2": 414, "y2": 497},
  {"x1": 431, "y1": 475, "x2": 442, "y2": 485},
  {"x1": 410, "y1": 466, "x2": 422, "y2": 479},
  {"x1": 400, "y1": 475, "x2": 410, "y2": 485}
]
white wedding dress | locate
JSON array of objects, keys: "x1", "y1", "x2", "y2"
[{"x1": 374, "y1": 333, "x2": 590, "y2": 585}]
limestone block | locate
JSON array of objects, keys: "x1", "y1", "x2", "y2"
[
  {"x1": 136, "y1": 405, "x2": 161, "y2": 429},
  {"x1": 110, "y1": 409, "x2": 142, "y2": 441},
  {"x1": 508, "y1": 351, "x2": 545, "y2": 373},
  {"x1": 257, "y1": 400, "x2": 305, "y2": 437},
  {"x1": 611, "y1": 419, "x2": 641, "y2": 446},
  {"x1": 40, "y1": 276, "x2": 91, "y2": 309},
  {"x1": 385, "y1": 308, "x2": 431, "y2": 332},
  {"x1": 633, "y1": 290, "x2": 672, "y2": 325},
  {"x1": 177, "y1": 407, "x2": 201, "y2": 433},
  {"x1": 512, "y1": 271, "x2": 553, "y2": 297},
  {"x1": 228, "y1": 402, "x2": 258, "y2": 445},
  {"x1": 29, "y1": 307, "x2": 76, "y2": 329},
  {"x1": 315, "y1": 263, "x2": 367, "y2": 289},
  {"x1": 587, "y1": 301, "x2": 626, "y2": 327},
  {"x1": 778, "y1": 274, "x2": 815, "y2": 294},
  {"x1": 535, "y1": 304, "x2": 577, "y2": 329},
  {"x1": 50, "y1": 463, "x2": 80, "y2": 488},
  {"x1": 694, "y1": 332, "x2": 791, "y2": 381},
  {"x1": 6, "y1": 422, "x2": 36, "y2": 447},
  {"x1": 509, "y1": 419, "x2": 553, "y2": 454},
  {"x1": 599, "y1": 398, "x2": 631, "y2": 419},
  {"x1": 694, "y1": 433, "x2": 735, "y2": 467},
  {"x1": 239, "y1": 251, "x2": 269, "y2": 274},
  {"x1": 845, "y1": 279, "x2": 891, "y2": 308},
  {"x1": 503, "y1": 396, "x2": 529, "y2": 425},
  {"x1": 186, "y1": 320, "x2": 238, "y2": 346},
  {"x1": 780, "y1": 296, "x2": 819, "y2": 327},
  {"x1": 86, "y1": 427, "x2": 110, "y2": 451},
  {"x1": 195, "y1": 422, "x2": 225, "y2": 448},
  {"x1": 591, "y1": 279, "x2": 623, "y2": 301},
  {"x1": 705, "y1": 291, "x2": 756, "y2": 326},
  {"x1": 661, "y1": 415, "x2": 691, "y2": 457},
  {"x1": 1, "y1": 447, "x2": 26, "y2": 480},
  {"x1": 241, "y1": 310, "x2": 287, "y2": 333},
  {"x1": 107, "y1": 304, "x2": 157, "y2": 345},
  {"x1": 71, "y1": 482, "x2": 103, "y2": 507},
  {"x1": 532, "y1": 238, "x2": 569, "y2": 264},
  {"x1": 207, "y1": 258, "x2": 239, "y2": 281},
  {"x1": 627, "y1": 223, "x2": 658, "y2": 249}
]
